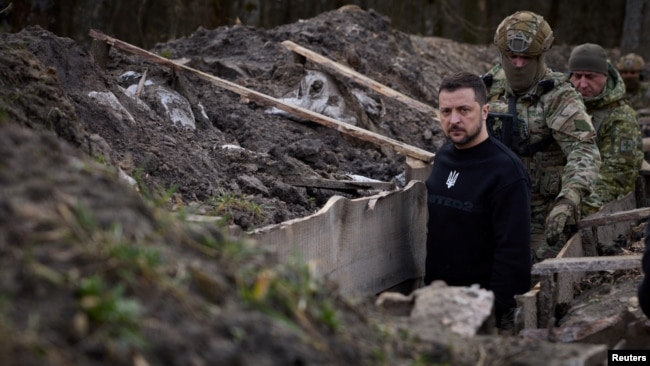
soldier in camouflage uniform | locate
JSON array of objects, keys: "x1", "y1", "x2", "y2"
[
  {"x1": 616, "y1": 53, "x2": 650, "y2": 112},
  {"x1": 483, "y1": 11, "x2": 601, "y2": 260},
  {"x1": 616, "y1": 53, "x2": 650, "y2": 141},
  {"x1": 568, "y1": 44, "x2": 643, "y2": 217}
]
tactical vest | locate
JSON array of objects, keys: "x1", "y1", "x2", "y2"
[{"x1": 482, "y1": 69, "x2": 577, "y2": 197}]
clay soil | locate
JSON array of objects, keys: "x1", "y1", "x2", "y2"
[{"x1": 0, "y1": 5, "x2": 648, "y2": 365}]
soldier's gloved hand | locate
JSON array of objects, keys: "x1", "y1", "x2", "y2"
[{"x1": 545, "y1": 198, "x2": 577, "y2": 245}]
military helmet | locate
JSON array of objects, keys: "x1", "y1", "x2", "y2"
[
  {"x1": 616, "y1": 53, "x2": 645, "y2": 72},
  {"x1": 493, "y1": 11, "x2": 554, "y2": 55}
]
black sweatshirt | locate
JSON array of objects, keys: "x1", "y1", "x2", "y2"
[{"x1": 424, "y1": 136, "x2": 532, "y2": 323}]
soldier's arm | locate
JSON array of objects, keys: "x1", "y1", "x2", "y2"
[
  {"x1": 547, "y1": 88, "x2": 602, "y2": 206},
  {"x1": 589, "y1": 112, "x2": 643, "y2": 203}
]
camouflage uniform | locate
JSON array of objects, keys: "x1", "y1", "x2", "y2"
[
  {"x1": 616, "y1": 53, "x2": 650, "y2": 112},
  {"x1": 483, "y1": 64, "x2": 601, "y2": 259},
  {"x1": 578, "y1": 62, "x2": 644, "y2": 216},
  {"x1": 486, "y1": 11, "x2": 602, "y2": 260},
  {"x1": 625, "y1": 81, "x2": 650, "y2": 112}
]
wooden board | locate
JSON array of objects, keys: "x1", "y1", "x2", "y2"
[
  {"x1": 529, "y1": 192, "x2": 640, "y2": 329},
  {"x1": 250, "y1": 180, "x2": 427, "y2": 296},
  {"x1": 532, "y1": 255, "x2": 642, "y2": 275},
  {"x1": 405, "y1": 156, "x2": 434, "y2": 183},
  {"x1": 285, "y1": 177, "x2": 396, "y2": 191}
]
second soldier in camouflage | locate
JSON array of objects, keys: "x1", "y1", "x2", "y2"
[{"x1": 568, "y1": 43, "x2": 643, "y2": 218}]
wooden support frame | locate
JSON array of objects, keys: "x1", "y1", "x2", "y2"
[{"x1": 525, "y1": 193, "x2": 641, "y2": 330}]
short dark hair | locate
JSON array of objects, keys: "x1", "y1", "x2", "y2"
[{"x1": 438, "y1": 72, "x2": 488, "y2": 106}]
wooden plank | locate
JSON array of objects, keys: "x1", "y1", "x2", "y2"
[
  {"x1": 578, "y1": 206, "x2": 650, "y2": 228},
  {"x1": 514, "y1": 289, "x2": 538, "y2": 332},
  {"x1": 641, "y1": 160, "x2": 650, "y2": 172},
  {"x1": 285, "y1": 177, "x2": 396, "y2": 191},
  {"x1": 537, "y1": 274, "x2": 556, "y2": 329},
  {"x1": 281, "y1": 40, "x2": 439, "y2": 118},
  {"x1": 580, "y1": 227, "x2": 598, "y2": 257},
  {"x1": 531, "y1": 255, "x2": 642, "y2": 275},
  {"x1": 528, "y1": 194, "x2": 639, "y2": 329},
  {"x1": 555, "y1": 231, "x2": 585, "y2": 305},
  {"x1": 250, "y1": 180, "x2": 427, "y2": 296},
  {"x1": 639, "y1": 160, "x2": 650, "y2": 174},
  {"x1": 591, "y1": 193, "x2": 637, "y2": 256},
  {"x1": 88, "y1": 29, "x2": 435, "y2": 164},
  {"x1": 405, "y1": 156, "x2": 434, "y2": 183}
]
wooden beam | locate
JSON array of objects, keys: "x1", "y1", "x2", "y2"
[
  {"x1": 405, "y1": 156, "x2": 434, "y2": 183},
  {"x1": 281, "y1": 40, "x2": 439, "y2": 118},
  {"x1": 88, "y1": 29, "x2": 435, "y2": 164},
  {"x1": 514, "y1": 289, "x2": 538, "y2": 332},
  {"x1": 285, "y1": 177, "x2": 396, "y2": 191},
  {"x1": 251, "y1": 180, "x2": 427, "y2": 296},
  {"x1": 578, "y1": 206, "x2": 650, "y2": 228},
  {"x1": 531, "y1": 255, "x2": 642, "y2": 275}
]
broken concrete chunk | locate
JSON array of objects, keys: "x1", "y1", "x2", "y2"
[
  {"x1": 87, "y1": 91, "x2": 136, "y2": 125},
  {"x1": 377, "y1": 281, "x2": 495, "y2": 339},
  {"x1": 410, "y1": 282, "x2": 494, "y2": 338},
  {"x1": 375, "y1": 291, "x2": 413, "y2": 316},
  {"x1": 153, "y1": 85, "x2": 196, "y2": 129}
]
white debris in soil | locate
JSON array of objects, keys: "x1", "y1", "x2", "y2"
[
  {"x1": 197, "y1": 102, "x2": 210, "y2": 121},
  {"x1": 118, "y1": 167, "x2": 138, "y2": 191},
  {"x1": 118, "y1": 86, "x2": 154, "y2": 112},
  {"x1": 352, "y1": 89, "x2": 385, "y2": 118},
  {"x1": 153, "y1": 85, "x2": 196, "y2": 129},
  {"x1": 87, "y1": 91, "x2": 136, "y2": 125},
  {"x1": 124, "y1": 80, "x2": 153, "y2": 97},
  {"x1": 222, "y1": 144, "x2": 243, "y2": 150},
  {"x1": 346, "y1": 173, "x2": 383, "y2": 182},
  {"x1": 119, "y1": 70, "x2": 142, "y2": 84},
  {"x1": 266, "y1": 70, "x2": 358, "y2": 125}
]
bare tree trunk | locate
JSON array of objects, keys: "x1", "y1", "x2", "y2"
[
  {"x1": 621, "y1": 0, "x2": 645, "y2": 53},
  {"x1": 547, "y1": 0, "x2": 560, "y2": 29}
]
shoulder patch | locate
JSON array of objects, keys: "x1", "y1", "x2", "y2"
[{"x1": 574, "y1": 119, "x2": 592, "y2": 131}]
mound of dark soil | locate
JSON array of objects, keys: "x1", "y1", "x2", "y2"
[{"x1": 3, "y1": 6, "x2": 505, "y2": 232}]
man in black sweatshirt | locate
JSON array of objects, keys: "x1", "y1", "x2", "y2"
[{"x1": 424, "y1": 72, "x2": 532, "y2": 329}]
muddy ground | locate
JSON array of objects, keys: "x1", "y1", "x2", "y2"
[{"x1": 0, "y1": 5, "x2": 648, "y2": 365}]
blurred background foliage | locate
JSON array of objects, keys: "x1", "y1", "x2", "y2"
[{"x1": 2, "y1": 0, "x2": 650, "y2": 58}]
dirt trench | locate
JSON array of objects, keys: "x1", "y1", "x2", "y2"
[{"x1": 1, "y1": 5, "x2": 649, "y2": 365}]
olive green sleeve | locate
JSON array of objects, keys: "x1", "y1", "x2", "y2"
[{"x1": 583, "y1": 109, "x2": 643, "y2": 212}]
